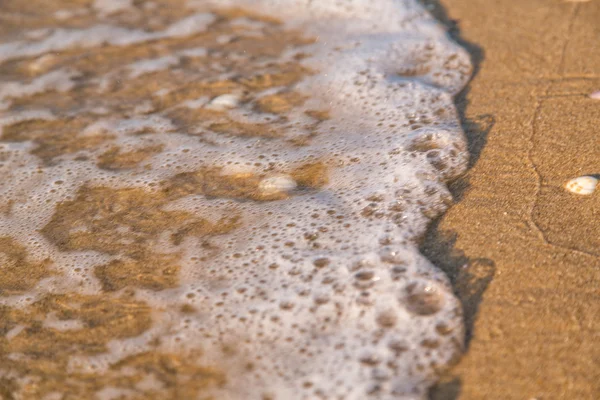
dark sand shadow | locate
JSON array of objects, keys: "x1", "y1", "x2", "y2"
[
  {"x1": 419, "y1": 0, "x2": 494, "y2": 199},
  {"x1": 415, "y1": 1, "x2": 495, "y2": 399}
]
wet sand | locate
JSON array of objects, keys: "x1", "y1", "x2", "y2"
[{"x1": 422, "y1": 0, "x2": 600, "y2": 398}]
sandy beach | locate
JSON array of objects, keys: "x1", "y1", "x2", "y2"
[
  {"x1": 422, "y1": 0, "x2": 600, "y2": 398},
  {"x1": 0, "y1": 0, "x2": 598, "y2": 398}
]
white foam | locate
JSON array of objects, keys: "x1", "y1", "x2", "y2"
[
  {"x1": 54, "y1": 8, "x2": 89, "y2": 21},
  {"x1": 0, "y1": 69, "x2": 80, "y2": 110},
  {"x1": 230, "y1": 17, "x2": 267, "y2": 30},
  {"x1": 164, "y1": 13, "x2": 216, "y2": 38},
  {"x1": 93, "y1": 0, "x2": 134, "y2": 16},
  {"x1": 0, "y1": 1, "x2": 473, "y2": 399},
  {"x1": 126, "y1": 55, "x2": 180, "y2": 78},
  {"x1": 82, "y1": 116, "x2": 176, "y2": 136},
  {"x1": 0, "y1": 110, "x2": 56, "y2": 135},
  {"x1": 0, "y1": 13, "x2": 216, "y2": 64},
  {"x1": 179, "y1": 46, "x2": 208, "y2": 58},
  {"x1": 182, "y1": 96, "x2": 210, "y2": 109}
]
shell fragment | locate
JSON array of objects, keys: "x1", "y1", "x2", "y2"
[
  {"x1": 205, "y1": 93, "x2": 240, "y2": 110},
  {"x1": 259, "y1": 175, "x2": 297, "y2": 196},
  {"x1": 565, "y1": 176, "x2": 598, "y2": 195}
]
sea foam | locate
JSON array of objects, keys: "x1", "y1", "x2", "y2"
[{"x1": 0, "y1": 0, "x2": 471, "y2": 398}]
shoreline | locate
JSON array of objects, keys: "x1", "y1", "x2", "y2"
[{"x1": 422, "y1": 0, "x2": 600, "y2": 398}]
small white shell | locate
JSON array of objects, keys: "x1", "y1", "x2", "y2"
[
  {"x1": 589, "y1": 90, "x2": 600, "y2": 100},
  {"x1": 565, "y1": 176, "x2": 598, "y2": 195},
  {"x1": 206, "y1": 93, "x2": 240, "y2": 110},
  {"x1": 259, "y1": 175, "x2": 297, "y2": 196}
]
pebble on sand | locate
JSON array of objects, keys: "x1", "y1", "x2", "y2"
[
  {"x1": 589, "y1": 90, "x2": 600, "y2": 100},
  {"x1": 206, "y1": 93, "x2": 240, "y2": 110},
  {"x1": 565, "y1": 176, "x2": 598, "y2": 195},
  {"x1": 259, "y1": 175, "x2": 297, "y2": 196}
]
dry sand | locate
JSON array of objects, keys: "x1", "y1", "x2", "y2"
[{"x1": 421, "y1": 0, "x2": 600, "y2": 398}]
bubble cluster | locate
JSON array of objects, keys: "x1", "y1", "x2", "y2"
[{"x1": 0, "y1": 0, "x2": 472, "y2": 398}]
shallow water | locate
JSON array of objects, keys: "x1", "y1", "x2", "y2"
[{"x1": 0, "y1": 0, "x2": 472, "y2": 398}]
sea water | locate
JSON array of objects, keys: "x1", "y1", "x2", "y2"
[{"x1": 0, "y1": 0, "x2": 471, "y2": 398}]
